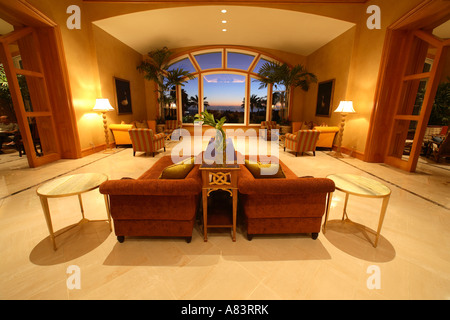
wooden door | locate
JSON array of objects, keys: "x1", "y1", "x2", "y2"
[
  {"x1": 0, "y1": 27, "x2": 61, "y2": 167},
  {"x1": 384, "y1": 30, "x2": 449, "y2": 172}
]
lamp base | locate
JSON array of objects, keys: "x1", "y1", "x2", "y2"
[
  {"x1": 331, "y1": 151, "x2": 344, "y2": 158},
  {"x1": 103, "y1": 147, "x2": 116, "y2": 154}
]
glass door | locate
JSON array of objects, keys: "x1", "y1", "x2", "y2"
[
  {"x1": 0, "y1": 27, "x2": 60, "y2": 168},
  {"x1": 385, "y1": 30, "x2": 448, "y2": 172}
]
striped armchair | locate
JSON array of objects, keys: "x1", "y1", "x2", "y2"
[
  {"x1": 260, "y1": 121, "x2": 280, "y2": 140},
  {"x1": 164, "y1": 120, "x2": 182, "y2": 140},
  {"x1": 284, "y1": 130, "x2": 320, "y2": 157},
  {"x1": 128, "y1": 128, "x2": 166, "y2": 157}
]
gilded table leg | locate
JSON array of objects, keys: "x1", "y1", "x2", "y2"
[
  {"x1": 202, "y1": 188, "x2": 208, "y2": 242},
  {"x1": 39, "y1": 196, "x2": 56, "y2": 251},
  {"x1": 78, "y1": 194, "x2": 85, "y2": 220},
  {"x1": 232, "y1": 189, "x2": 238, "y2": 242},
  {"x1": 374, "y1": 195, "x2": 390, "y2": 248},
  {"x1": 342, "y1": 193, "x2": 350, "y2": 220},
  {"x1": 322, "y1": 192, "x2": 333, "y2": 233},
  {"x1": 103, "y1": 194, "x2": 112, "y2": 231}
]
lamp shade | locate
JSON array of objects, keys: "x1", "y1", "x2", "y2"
[
  {"x1": 93, "y1": 99, "x2": 114, "y2": 112},
  {"x1": 334, "y1": 101, "x2": 355, "y2": 113}
]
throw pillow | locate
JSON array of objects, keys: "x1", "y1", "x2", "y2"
[
  {"x1": 159, "y1": 157, "x2": 195, "y2": 179},
  {"x1": 245, "y1": 160, "x2": 286, "y2": 179},
  {"x1": 133, "y1": 120, "x2": 148, "y2": 129}
]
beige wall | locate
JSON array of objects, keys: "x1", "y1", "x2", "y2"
[
  {"x1": 302, "y1": 27, "x2": 356, "y2": 127},
  {"x1": 92, "y1": 25, "x2": 147, "y2": 125}
]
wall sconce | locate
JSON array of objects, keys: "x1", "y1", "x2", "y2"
[
  {"x1": 333, "y1": 101, "x2": 355, "y2": 158},
  {"x1": 93, "y1": 98, "x2": 114, "y2": 153}
]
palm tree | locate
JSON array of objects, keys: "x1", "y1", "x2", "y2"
[
  {"x1": 188, "y1": 95, "x2": 209, "y2": 108},
  {"x1": 137, "y1": 47, "x2": 194, "y2": 120},
  {"x1": 256, "y1": 61, "x2": 317, "y2": 123}
]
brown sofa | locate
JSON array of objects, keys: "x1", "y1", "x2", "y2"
[
  {"x1": 99, "y1": 155, "x2": 202, "y2": 243},
  {"x1": 238, "y1": 157, "x2": 335, "y2": 240}
]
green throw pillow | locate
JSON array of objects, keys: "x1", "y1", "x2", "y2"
[
  {"x1": 245, "y1": 160, "x2": 285, "y2": 179},
  {"x1": 159, "y1": 157, "x2": 195, "y2": 179}
]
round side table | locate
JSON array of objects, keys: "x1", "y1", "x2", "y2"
[
  {"x1": 36, "y1": 173, "x2": 111, "y2": 250},
  {"x1": 323, "y1": 173, "x2": 391, "y2": 248}
]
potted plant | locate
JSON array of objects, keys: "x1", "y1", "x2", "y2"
[
  {"x1": 137, "y1": 47, "x2": 194, "y2": 122},
  {"x1": 155, "y1": 116, "x2": 165, "y2": 133},
  {"x1": 256, "y1": 61, "x2": 317, "y2": 130},
  {"x1": 194, "y1": 110, "x2": 227, "y2": 165}
]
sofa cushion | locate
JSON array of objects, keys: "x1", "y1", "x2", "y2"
[
  {"x1": 244, "y1": 160, "x2": 285, "y2": 179},
  {"x1": 159, "y1": 157, "x2": 195, "y2": 179}
]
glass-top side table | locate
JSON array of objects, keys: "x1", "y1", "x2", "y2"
[
  {"x1": 323, "y1": 173, "x2": 391, "y2": 248},
  {"x1": 36, "y1": 173, "x2": 112, "y2": 250}
]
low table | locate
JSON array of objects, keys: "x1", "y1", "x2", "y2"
[
  {"x1": 323, "y1": 173, "x2": 391, "y2": 248},
  {"x1": 36, "y1": 173, "x2": 112, "y2": 250}
]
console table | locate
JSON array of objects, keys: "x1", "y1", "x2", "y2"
[
  {"x1": 36, "y1": 173, "x2": 111, "y2": 250},
  {"x1": 200, "y1": 138, "x2": 240, "y2": 241},
  {"x1": 199, "y1": 163, "x2": 240, "y2": 242}
]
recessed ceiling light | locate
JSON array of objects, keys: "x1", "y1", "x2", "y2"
[
  {"x1": 222, "y1": 20, "x2": 227, "y2": 24},
  {"x1": 221, "y1": 9, "x2": 227, "y2": 13},
  {"x1": 222, "y1": 29, "x2": 227, "y2": 32}
]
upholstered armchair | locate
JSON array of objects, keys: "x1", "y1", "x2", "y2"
[
  {"x1": 128, "y1": 128, "x2": 166, "y2": 157},
  {"x1": 164, "y1": 120, "x2": 182, "y2": 140},
  {"x1": 260, "y1": 121, "x2": 280, "y2": 140},
  {"x1": 284, "y1": 130, "x2": 321, "y2": 156}
]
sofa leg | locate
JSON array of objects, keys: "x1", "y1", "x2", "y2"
[
  {"x1": 117, "y1": 236, "x2": 125, "y2": 243},
  {"x1": 311, "y1": 233, "x2": 318, "y2": 240},
  {"x1": 133, "y1": 151, "x2": 135, "y2": 157},
  {"x1": 284, "y1": 146, "x2": 286, "y2": 151},
  {"x1": 247, "y1": 234, "x2": 253, "y2": 241},
  {"x1": 186, "y1": 237, "x2": 192, "y2": 243}
]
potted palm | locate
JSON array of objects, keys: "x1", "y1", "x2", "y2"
[
  {"x1": 137, "y1": 47, "x2": 194, "y2": 122},
  {"x1": 195, "y1": 110, "x2": 227, "y2": 165},
  {"x1": 256, "y1": 61, "x2": 317, "y2": 133}
]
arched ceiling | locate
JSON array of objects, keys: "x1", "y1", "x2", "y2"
[{"x1": 93, "y1": 5, "x2": 356, "y2": 56}]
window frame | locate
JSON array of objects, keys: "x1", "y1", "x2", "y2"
[{"x1": 172, "y1": 47, "x2": 285, "y2": 126}]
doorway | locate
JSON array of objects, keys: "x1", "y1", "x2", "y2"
[
  {"x1": 384, "y1": 30, "x2": 449, "y2": 172},
  {"x1": 0, "y1": 2, "x2": 81, "y2": 168},
  {"x1": 364, "y1": 0, "x2": 450, "y2": 172}
]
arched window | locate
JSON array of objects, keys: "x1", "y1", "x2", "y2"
[{"x1": 170, "y1": 47, "x2": 285, "y2": 126}]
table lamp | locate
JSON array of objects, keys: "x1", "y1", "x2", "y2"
[
  {"x1": 93, "y1": 98, "x2": 114, "y2": 152},
  {"x1": 333, "y1": 100, "x2": 355, "y2": 158}
]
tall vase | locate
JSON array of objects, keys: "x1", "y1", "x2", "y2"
[{"x1": 214, "y1": 128, "x2": 227, "y2": 166}]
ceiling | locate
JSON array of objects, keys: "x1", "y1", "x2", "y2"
[
  {"x1": 0, "y1": 18, "x2": 14, "y2": 36},
  {"x1": 93, "y1": 5, "x2": 356, "y2": 56},
  {"x1": 433, "y1": 19, "x2": 450, "y2": 39}
]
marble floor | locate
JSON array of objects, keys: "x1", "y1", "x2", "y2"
[{"x1": 0, "y1": 138, "x2": 449, "y2": 300}]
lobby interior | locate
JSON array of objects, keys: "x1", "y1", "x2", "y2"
[{"x1": 0, "y1": 0, "x2": 449, "y2": 300}]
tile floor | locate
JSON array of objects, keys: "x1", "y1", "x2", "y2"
[{"x1": 0, "y1": 138, "x2": 449, "y2": 300}]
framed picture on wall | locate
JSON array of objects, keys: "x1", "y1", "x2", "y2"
[
  {"x1": 315, "y1": 79, "x2": 335, "y2": 117},
  {"x1": 114, "y1": 77, "x2": 132, "y2": 114}
]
